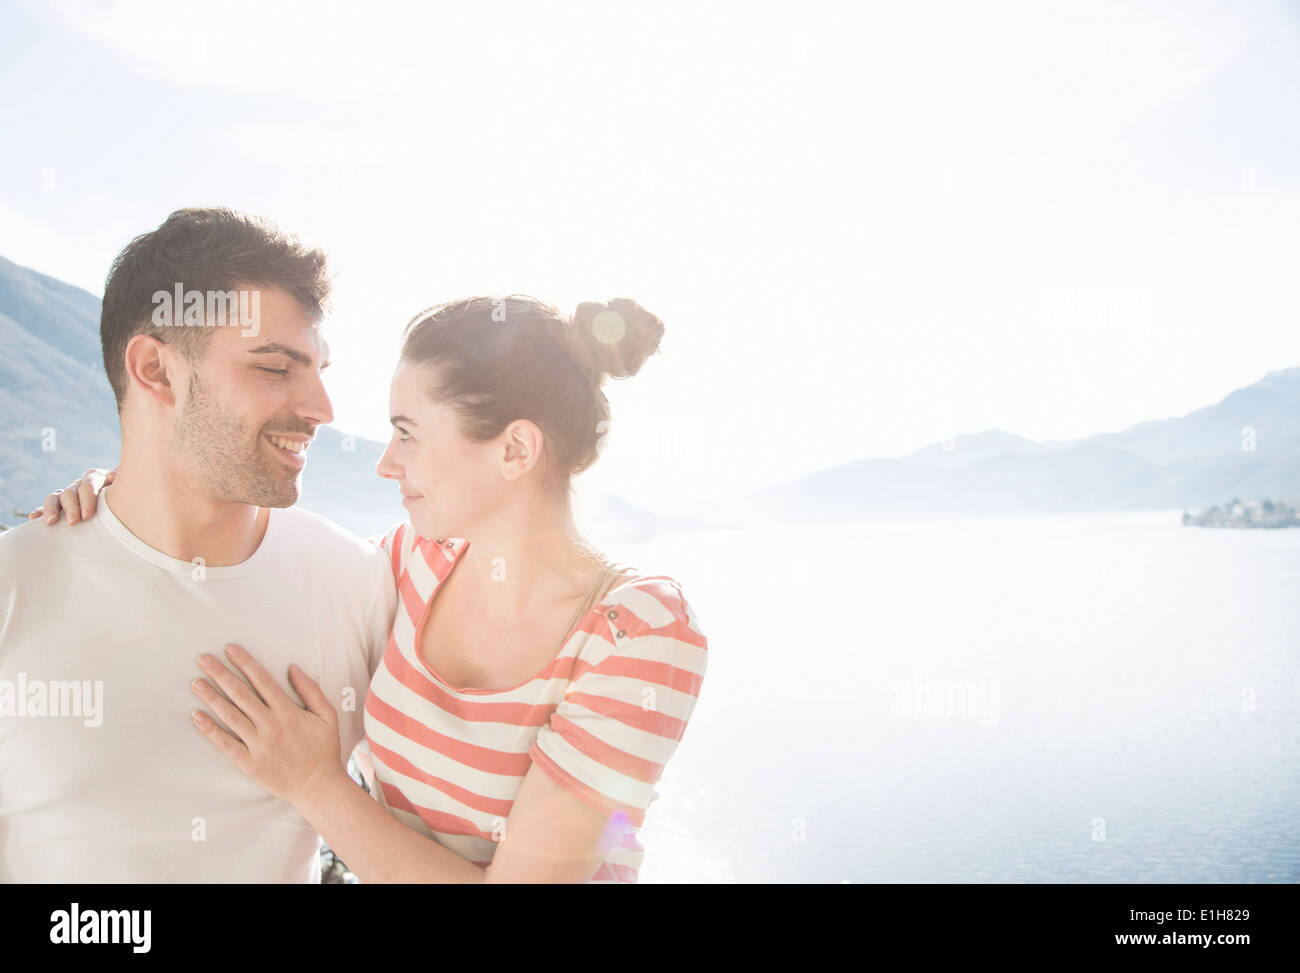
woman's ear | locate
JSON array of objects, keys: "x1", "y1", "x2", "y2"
[{"x1": 500, "y1": 420, "x2": 546, "y2": 483}]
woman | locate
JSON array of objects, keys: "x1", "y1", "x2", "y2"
[{"x1": 33, "y1": 294, "x2": 708, "y2": 883}]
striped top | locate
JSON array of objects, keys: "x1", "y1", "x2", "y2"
[{"x1": 362, "y1": 523, "x2": 709, "y2": 883}]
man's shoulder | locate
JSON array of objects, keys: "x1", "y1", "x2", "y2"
[
  {"x1": 0, "y1": 518, "x2": 91, "y2": 568},
  {"x1": 271, "y1": 505, "x2": 390, "y2": 573},
  {"x1": 269, "y1": 507, "x2": 397, "y2": 640},
  {"x1": 0, "y1": 519, "x2": 111, "y2": 600}
]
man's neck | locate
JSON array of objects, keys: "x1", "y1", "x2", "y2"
[{"x1": 104, "y1": 459, "x2": 271, "y2": 567}]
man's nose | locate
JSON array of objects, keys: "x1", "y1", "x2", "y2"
[{"x1": 300, "y1": 371, "x2": 334, "y2": 427}]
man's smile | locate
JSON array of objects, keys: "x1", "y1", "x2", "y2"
[{"x1": 264, "y1": 433, "x2": 312, "y2": 466}]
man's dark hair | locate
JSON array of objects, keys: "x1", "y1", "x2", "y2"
[{"x1": 100, "y1": 207, "x2": 331, "y2": 410}]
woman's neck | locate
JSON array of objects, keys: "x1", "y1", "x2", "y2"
[{"x1": 453, "y1": 508, "x2": 609, "y2": 621}]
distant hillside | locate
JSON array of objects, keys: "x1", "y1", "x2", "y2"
[
  {"x1": 11, "y1": 253, "x2": 1295, "y2": 533},
  {"x1": 0, "y1": 256, "x2": 123, "y2": 517},
  {"x1": 745, "y1": 369, "x2": 1300, "y2": 521}
]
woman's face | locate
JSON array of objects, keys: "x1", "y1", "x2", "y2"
[{"x1": 377, "y1": 360, "x2": 498, "y2": 541}]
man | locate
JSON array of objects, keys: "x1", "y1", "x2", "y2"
[{"x1": 0, "y1": 208, "x2": 398, "y2": 882}]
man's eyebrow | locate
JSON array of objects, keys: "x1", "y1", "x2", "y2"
[
  {"x1": 390, "y1": 414, "x2": 418, "y2": 426},
  {"x1": 247, "y1": 342, "x2": 323, "y2": 368}
]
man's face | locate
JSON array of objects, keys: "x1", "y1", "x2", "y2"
[{"x1": 170, "y1": 286, "x2": 333, "y2": 507}]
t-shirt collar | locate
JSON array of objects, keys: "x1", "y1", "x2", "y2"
[{"x1": 97, "y1": 484, "x2": 282, "y2": 579}]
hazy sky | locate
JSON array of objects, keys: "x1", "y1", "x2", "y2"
[{"x1": 2, "y1": 0, "x2": 1298, "y2": 511}]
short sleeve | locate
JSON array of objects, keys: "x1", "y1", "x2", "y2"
[
  {"x1": 369, "y1": 523, "x2": 410, "y2": 586},
  {"x1": 528, "y1": 579, "x2": 708, "y2": 829},
  {"x1": 360, "y1": 546, "x2": 399, "y2": 679}
]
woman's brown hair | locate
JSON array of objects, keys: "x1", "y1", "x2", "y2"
[{"x1": 399, "y1": 295, "x2": 665, "y2": 499}]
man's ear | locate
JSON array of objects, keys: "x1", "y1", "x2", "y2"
[{"x1": 122, "y1": 333, "x2": 178, "y2": 407}]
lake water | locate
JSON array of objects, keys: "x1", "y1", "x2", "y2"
[{"x1": 602, "y1": 510, "x2": 1300, "y2": 883}]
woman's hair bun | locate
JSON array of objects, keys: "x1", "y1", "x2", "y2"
[{"x1": 566, "y1": 299, "x2": 665, "y2": 382}]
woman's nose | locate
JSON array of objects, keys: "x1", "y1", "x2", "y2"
[{"x1": 377, "y1": 442, "x2": 400, "y2": 479}]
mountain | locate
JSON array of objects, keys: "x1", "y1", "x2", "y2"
[
  {"x1": 0, "y1": 255, "x2": 406, "y2": 537},
  {"x1": 8, "y1": 253, "x2": 1297, "y2": 531},
  {"x1": 745, "y1": 368, "x2": 1300, "y2": 521},
  {"x1": 0, "y1": 256, "x2": 124, "y2": 518}
]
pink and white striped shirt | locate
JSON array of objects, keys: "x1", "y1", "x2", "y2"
[{"x1": 362, "y1": 523, "x2": 708, "y2": 883}]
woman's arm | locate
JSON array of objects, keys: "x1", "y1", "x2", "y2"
[
  {"x1": 297, "y1": 773, "x2": 488, "y2": 884},
  {"x1": 194, "y1": 644, "x2": 613, "y2": 883},
  {"x1": 297, "y1": 759, "x2": 612, "y2": 884}
]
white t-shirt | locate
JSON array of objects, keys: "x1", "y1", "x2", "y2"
[{"x1": 0, "y1": 486, "x2": 397, "y2": 883}]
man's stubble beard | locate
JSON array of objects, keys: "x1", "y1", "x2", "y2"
[{"x1": 173, "y1": 370, "x2": 302, "y2": 508}]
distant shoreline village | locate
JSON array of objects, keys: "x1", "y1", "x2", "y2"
[{"x1": 1182, "y1": 498, "x2": 1300, "y2": 528}]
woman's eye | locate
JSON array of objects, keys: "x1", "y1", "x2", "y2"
[{"x1": 257, "y1": 367, "x2": 290, "y2": 376}]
